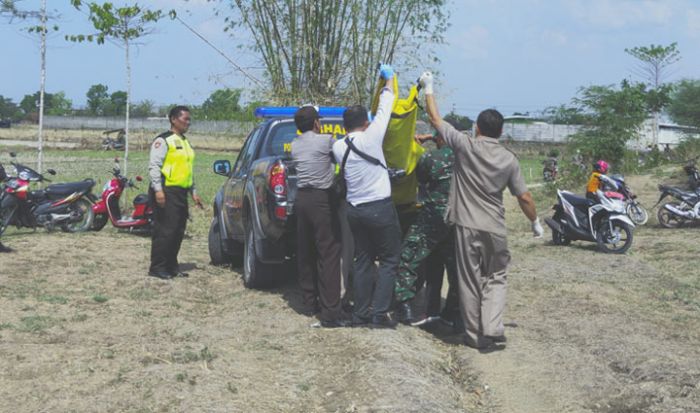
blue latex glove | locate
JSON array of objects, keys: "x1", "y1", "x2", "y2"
[{"x1": 379, "y1": 64, "x2": 394, "y2": 80}]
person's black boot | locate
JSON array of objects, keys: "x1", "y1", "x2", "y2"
[
  {"x1": 369, "y1": 313, "x2": 398, "y2": 329},
  {"x1": 396, "y1": 301, "x2": 416, "y2": 325}
]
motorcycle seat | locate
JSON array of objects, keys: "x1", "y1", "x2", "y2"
[
  {"x1": 45, "y1": 179, "x2": 95, "y2": 196},
  {"x1": 562, "y1": 192, "x2": 594, "y2": 208}
]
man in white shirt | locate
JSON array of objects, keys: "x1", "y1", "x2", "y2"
[{"x1": 332, "y1": 64, "x2": 400, "y2": 328}]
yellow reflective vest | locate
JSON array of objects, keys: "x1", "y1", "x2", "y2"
[{"x1": 161, "y1": 133, "x2": 195, "y2": 189}]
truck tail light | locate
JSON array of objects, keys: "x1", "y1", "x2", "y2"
[{"x1": 269, "y1": 161, "x2": 287, "y2": 197}]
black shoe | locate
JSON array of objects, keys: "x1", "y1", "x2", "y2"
[
  {"x1": 148, "y1": 271, "x2": 174, "y2": 280},
  {"x1": 396, "y1": 302, "x2": 415, "y2": 325},
  {"x1": 484, "y1": 335, "x2": 507, "y2": 343},
  {"x1": 300, "y1": 304, "x2": 320, "y2": 317},
  {"x1": 351, "y1": 314, "x2": 370, "y2": 327},
  {"x1": 369, "y1": 313, "x2": 398, "y2": 329}
]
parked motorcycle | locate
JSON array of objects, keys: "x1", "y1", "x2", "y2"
[
  {"x1": 603, "y1": 174, "x2": 649, "y2": 225},
  {"x1": 542, "y1": 158, "x2": 558, "y2": 182},
  {"x1": 0, "y1": 153, "x2": 95, "y2": 235},
  {"x1": 655, "y1": 159, "x2": 700, "y2": 228},
  {"x1": 101, "y1": 128, "x2": 126, "y2": 151},
  {"x1": 655, "y1": 184, "x2": 700, "y2": 228},
  {"x1": 544, "y1": 189, "x2": 635, "y2": 253},
  {"x1": 91, "y1": 159, "x2": 152, "y2": 232}
]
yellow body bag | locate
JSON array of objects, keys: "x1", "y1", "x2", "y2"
[{"x1": 370, "y1": 75, "x2": 425, "y2": 206}]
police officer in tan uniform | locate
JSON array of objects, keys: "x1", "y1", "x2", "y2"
[
  {"x1": 148, "y1": 105, "x2": 203, "y2": 279},
  {"x1": 419, "y1": 72, "x2": 544, "y2": 349}
]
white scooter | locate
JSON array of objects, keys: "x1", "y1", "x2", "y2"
[{"x1": 545, "y1": 190, "x2": 635, "y2": 254}]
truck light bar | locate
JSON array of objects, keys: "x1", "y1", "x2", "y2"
[{"x1": 254, "y1": 106, "x2": 347, "y2": 118}]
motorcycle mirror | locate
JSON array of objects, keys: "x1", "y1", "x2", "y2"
[
  {"x1": 47, "y1": 169, "x2": 56, "y2": 175},
  {"x1": 135, "y1": 175, "x2": 143, "y2": 182}
]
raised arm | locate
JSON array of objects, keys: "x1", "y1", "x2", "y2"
[
  {"x1": 365, "y1": 67, "x2": 395, "y2": 139},
  {"x1": 420, "y1": 72, "x2": 443, "y2": 130}
]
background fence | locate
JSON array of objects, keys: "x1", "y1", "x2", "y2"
[{"x1": 43, "y1": 116, "x2": 256, "y2": 136}]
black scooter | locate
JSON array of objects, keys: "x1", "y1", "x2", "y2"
[{"x1": 0, "y1": 153, "x2": 95, "y2": 235}]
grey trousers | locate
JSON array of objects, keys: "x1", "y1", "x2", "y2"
[{"x1": 455, "y1": 226, "x2": 511, "y2": 348}]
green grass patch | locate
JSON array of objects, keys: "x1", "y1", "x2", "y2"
[
  {"x1": 92, "y1": 294, "x2": 109, "y2": 303},
  {"x1": 17, "y1": 315, "x2": 57, "y2": 333},
  {"x1": 170, "y1": 346, "x2": 215, "y2": 364},
  {"x1": 0, "y1": 323, "x2": 14, "y2": 330},
  {"x1": 38, "y1": 294, "x2": 68, "y2": 305},
  {"x1": 128, "y1": 287, "x2": 157, "y2": 301}
]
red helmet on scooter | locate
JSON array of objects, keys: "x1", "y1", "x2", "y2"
[{"x1": 594, "y1": 160, "x2": 609, "y2": 174}]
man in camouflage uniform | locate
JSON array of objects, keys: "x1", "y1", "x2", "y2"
[{"x1": 395, "y1": 131, "x2": 459, "y2": 326}]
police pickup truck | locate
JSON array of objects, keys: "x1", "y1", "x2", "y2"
[{"x1": 209, "y1": 107, "x2": 346, "y2": 288}]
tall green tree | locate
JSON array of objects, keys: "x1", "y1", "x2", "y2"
[
  {"x1": 44, "y1": 91, "x2": 72, "y2": 116},
  {"x1": 106, "y1": 91, "x2": 127, "y2": 116},
  {"x1": 443, "y1": 111, "x2": 472, "y2": 131},
  {"x1": 68, "y1": 1, "x2": 164, "y2": 177},
  {"x1": 20, "y1": 91, "x2": 73, "y2": 117},
  {"x1": 130, "y1": 99, "x2": 155, "y2": 118},
  {"x1": 542, "y1": 104, "x2": 588, "y2": 125},
  {"x1": 0, "y1": 95, "x2": 22, "y2": 121},
  {"x1": 197, "y1": 88, "x2": 243, "y2": 120},
  {"x1": 86, "y1": 83, "x2": 109, "y2": 115},
  {"x1": 625, "y1": 42, "x2": 681, "y2": 145},
  {"x1": 569, "y1": 80, "x2": 650, "y2": 165},
  {"x1": 219, "y1": 0, "x2": 448, "y2": 105},
  {"x1": 668, "y1": 79, "x2": 700, "y2": 129}
]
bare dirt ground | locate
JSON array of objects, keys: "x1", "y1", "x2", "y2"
[{"x1": 1, "y1": 171, "x2": 699, "y2": 412}]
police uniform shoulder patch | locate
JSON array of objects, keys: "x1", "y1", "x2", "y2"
[{"x1": 154, "y1": 140, "x2": 162, "y2": 149}]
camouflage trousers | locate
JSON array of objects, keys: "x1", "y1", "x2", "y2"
[{"x1": 395, "y1": 205, "x2": 456, "y2": 303}]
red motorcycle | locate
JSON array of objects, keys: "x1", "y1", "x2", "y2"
[{"x1": 91, "y1": 160, "x2": 152, "y2": 232}]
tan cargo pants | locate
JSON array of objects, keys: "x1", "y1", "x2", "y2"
[{"x1": 455, "y1": 226, "x2": 511, "y2": 348}]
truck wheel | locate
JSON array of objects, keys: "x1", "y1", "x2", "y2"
[
  {"x1": 242, "y1": 220, "x2": 274, "y2": 289},
  {"x1": 209, "y1": 216, "x2": 232, "y2": 265}
]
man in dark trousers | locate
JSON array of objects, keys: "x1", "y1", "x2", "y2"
[
  {"x1": 420, "y1": 72, "x2": 543, "y2": 349},
  {"x1": 395, "y1": 131, "x2": 459, "y2": 327},
  {"x1": 148, "y1": 105, "x2": 203, "y2": 280},
  {"x1": 332, "y1": 64, "x2": 400, "y2": 328},
  {"x1": 291, "y1": 106, "x2": 347, "y2": 328}
]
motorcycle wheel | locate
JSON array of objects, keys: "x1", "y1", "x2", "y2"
[
  {"x1": 61, "y1": 198, "x2": 94, "y2": 233},
  {"x1": 657, "y1": 202, "x2": 686, "y2": 228},
  {"x1": 596, "y1": 220, "x2": 633, "y2": 254},
  {"x1": 551, "y1": 211, "x2": 571, "y2": 246},
  {"x1": 626, "y1": 202, "x2": 649, "y2": 225},
  {"x1": 0, "y1": 205, "x2": 16, "y2": 236},
  {"x1": 91, "y1": 213, "x2": 108, "y2": 231}
]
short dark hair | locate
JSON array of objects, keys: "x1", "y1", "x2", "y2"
[
  {"x1": 476, "y1": 109, "x2": 504, "y2": 138},
  {"x1": 294, "y1": 106, "x2": 320, "y2": 133},
  {"x1": 168, "y1": 105, "x2": 190, "y2": 123},
  {"x1": 343, "y1": 105, "x2": 368, "y2": 131}
]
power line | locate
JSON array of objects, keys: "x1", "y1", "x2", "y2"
[{"x1": 174, "y1": 14, "x2": 263, "y2": 88}]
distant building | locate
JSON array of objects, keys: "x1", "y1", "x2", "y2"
[{"x1": 630, "y1": 120, "x2": 700, "y2": 150}]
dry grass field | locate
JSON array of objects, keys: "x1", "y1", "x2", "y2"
[{"x1": 0, "y1": 146, "x2": 698, "y2": 412}]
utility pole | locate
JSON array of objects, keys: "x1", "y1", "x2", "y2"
[{"x1": 37, "y1": 0, "x2": 46, "y2": 173}]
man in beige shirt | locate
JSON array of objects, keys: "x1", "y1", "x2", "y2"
[{"x1": 419, "y1": 72, "x2": 544, "y2": 349}]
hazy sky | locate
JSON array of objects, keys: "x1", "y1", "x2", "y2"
[{"x1": 2, "y1": 0, "x2": 699, "y2": 118}]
